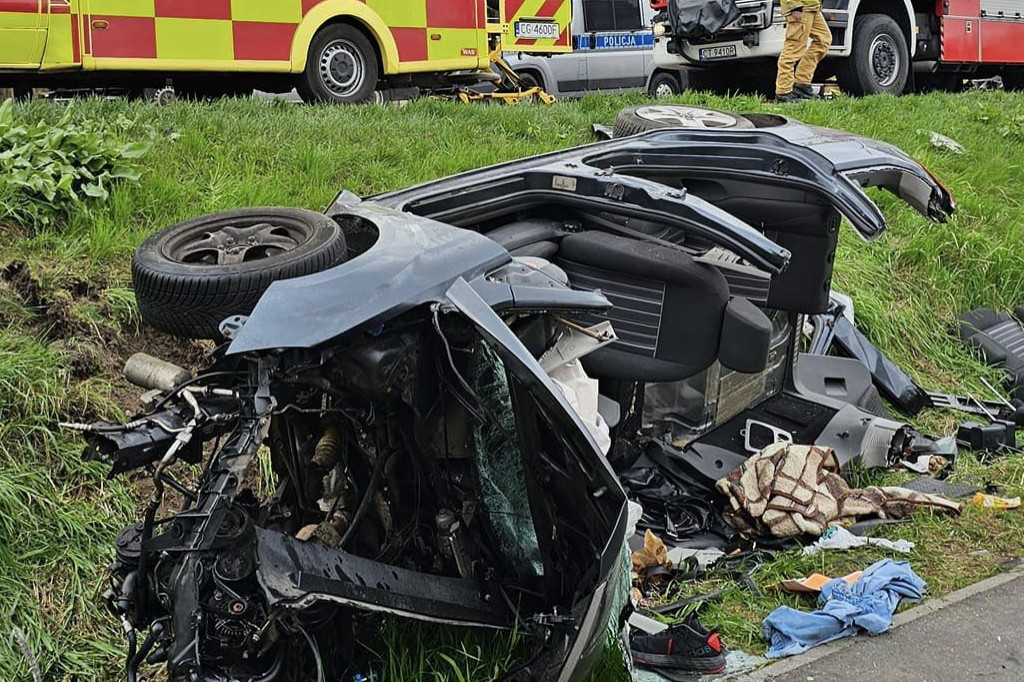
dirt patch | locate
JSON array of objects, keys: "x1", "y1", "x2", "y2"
[
  {"x1": 3, "y1": 259, "x2": 212, "y2": 417},
  {"x1": 82, "y1": 327, "x2": 212, "y2": 418},
  {"x1": 1, "y1": 259, "x2": 46, "y2": 309}
]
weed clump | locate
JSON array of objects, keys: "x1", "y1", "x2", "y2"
[{"x1": 0, "y1": 99, "x2": 148, "y2": 228}]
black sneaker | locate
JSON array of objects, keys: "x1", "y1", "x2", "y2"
[
  {"x1": 774, "y1": 92, "x2": 802, "y2": 103},
  {"x1": 631, "y1": 614, "x2": 726, "y2": 676},
  {"x1": 793, "y1": 83, "x2": 816, "y2": 98}
]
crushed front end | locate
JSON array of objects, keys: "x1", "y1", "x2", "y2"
[{"x1": 80, "y1": 212, "x2": 627, "y2": 682}]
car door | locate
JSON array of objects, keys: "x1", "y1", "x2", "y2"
[
  {"x1": 0, "y1": 0, "x2": 46, "y2": 67},
  {"x1": 579, "y1": 0, "x2": 649, "y2": 92}
]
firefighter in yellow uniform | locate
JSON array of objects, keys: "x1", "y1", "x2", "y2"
[{"x1": 775, "y1": 0, "x2": 832, "y2": 101}]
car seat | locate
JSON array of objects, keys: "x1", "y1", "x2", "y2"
[
  {"x1": 958, "y1": 308, "x2": 1024, "y2": 400},
  {"x1": 555, "y1": 231, "x2": 771, "y2": 382}
]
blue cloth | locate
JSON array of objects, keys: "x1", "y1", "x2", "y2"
[{"x1": 762, "y1": 559, "x2": 925, "y2": 658}]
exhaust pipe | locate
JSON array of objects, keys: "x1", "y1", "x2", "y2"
[{"x1": 123, "y1": 353, "x2": 191, "y2": 393}]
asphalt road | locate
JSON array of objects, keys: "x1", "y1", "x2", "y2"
[{"x1": 751, "y1": 571, "x2": 1024, "y2": 682}]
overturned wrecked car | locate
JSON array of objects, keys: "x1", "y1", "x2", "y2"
[{"x1": 71, "y1": 107, "x2": 954, "y2": 681}]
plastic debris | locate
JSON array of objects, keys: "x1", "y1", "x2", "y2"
[
  {"x1": 666, "y1": 546, "x2": 725, "y2": 570},
  {"x1": 801, "y1": 526, "x2": 914, "y2": 556},
  {"x1": 926, "y1": 130, "x2": 966, "y2": 154},
  {"x1": 971, "y1": 493, "x2": 1021, "y2": 510},
  {"x1": 780, "y1": 571, "x2": 863, "y2": 595},
  {"x1": 632, "y1": 530, "x2": 673, "y2": 576},
  {"x1": 626, "y1": 500, "x2": 644, "y2": 539}
]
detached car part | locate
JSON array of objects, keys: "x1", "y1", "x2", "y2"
[
  {"x1": 958, "y1": 307, "x2": 1024, "y2": 402},
  {"x1": 807, "y1": 296, "x2": 930, "y2": 415}
]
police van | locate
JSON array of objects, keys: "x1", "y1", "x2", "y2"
[{"x1": 504, "y1": 0, "x2": 684, "y2": 97}]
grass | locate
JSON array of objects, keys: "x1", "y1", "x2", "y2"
[{"x1": 2, "y1": 89, "x2": 1024, "y2": 680}]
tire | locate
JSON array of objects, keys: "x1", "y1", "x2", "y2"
[
  {"x1": 132, "y1": 208, "x2": 347, "y2": 339},
  {"x1": 517, "y1": 71, "x2": 542, "y2": 91},
  {"x1": 837, "y1": 14, "x2": 910, "y2": 96},
  {"x1": 297, "y1": 24, "x2": 379, "y2": 104},
  {"x1": 612, "y1": 104, "x2": 754, "y2": 137},
  {"x1": 647, "y1": 71, "x2": 681, "y2": 98}
]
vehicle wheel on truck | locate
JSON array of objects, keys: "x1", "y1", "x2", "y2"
[
  {"x1": 298, "y1": 24, "x2": 379, "y2": 104},
  {"x1": 838, "y1": 14, "x2": 910, "y2": 96},
  {"x1": 648, "y1": 71, "x2": 682, "y2": 98},
  {"x1": 132, "y1": 208, "x2": 347, "y2": 339},
  {"x1": 517, "y1": 72, "x2": 542, "y2": 90},
  {"x1": 613, "y1": 104, "x2": 754, "y2": 137}
]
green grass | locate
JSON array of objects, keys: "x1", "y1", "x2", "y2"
[{"x1": 2, "y1": 90, "x2": 1024, "y2": 680}]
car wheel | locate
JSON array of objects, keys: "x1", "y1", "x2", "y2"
[
  {"x1": 838, "y1": 14, "x2": 910, "y2": 96},
  {"x1": 612, "y1": 104, "x2": 754, "y2": 137},
  {"x1": 132, "y1": 208, "x2": 347, "y2": 339},
  {"x1": 297, "y1": 24, "x2": 379, "y2": 104},
  {"x1": 648, "y1": 71, "x2": 681, "y2": 98}
]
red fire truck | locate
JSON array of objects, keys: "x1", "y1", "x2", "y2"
[{"x1": 652, "y1": 0, "x2": 1024, "y2": 95}]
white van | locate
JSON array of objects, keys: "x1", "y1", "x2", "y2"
[{"x1": 504, "y1": 0, "x2": 686, "y2": 98}]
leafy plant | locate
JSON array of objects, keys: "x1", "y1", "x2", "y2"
[{"x1": 0, "y1": 99, "x2": 148, "y2": 228}]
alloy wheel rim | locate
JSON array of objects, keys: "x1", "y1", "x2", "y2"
[
  {"x1": 634, "y1": 105, "x2": 739, "y2": 128},
  {"x1": 164, "y1": 222, "x2": 310, "y2": 266}
]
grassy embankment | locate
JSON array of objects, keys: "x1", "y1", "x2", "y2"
[{"x1": 2, "y1": 91, "x2": 1024, "y2": 680}]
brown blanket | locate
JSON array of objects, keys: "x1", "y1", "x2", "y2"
[{"x1": 715, "y1": 442, "x2": 961, "y2": 539}]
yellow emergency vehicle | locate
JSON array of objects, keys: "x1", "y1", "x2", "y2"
[{"x1": 0, "y1": 0, "x2": 571, "y2": 102}]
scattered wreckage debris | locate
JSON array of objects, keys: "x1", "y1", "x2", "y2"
[
  {"x1": 971, "y1": 493, "x2": 1022, "y2": 510},
  {"x1": 808, "y1": 293, "x2": 1024, "y2": 462},
  {"x1": 957, "y1": 307, "x2": 1024, "y2": 403},
  {"x1": 763, "y1": 560, "x2": 926, "y2": 658},
  {"x1": 901, "y1": 475, "x2": 979, "y2": 499},
  {"x1": 800, "y1": 526, "x2": 913, "y2": 557},
  {"x1": 66, "y1": 107, "x2": 971, "y2": 680},
  {"x1": 780, "y1": 570, "x2": 862, "y2": 595},
  {"x1": 715, "y1": 443, "x2": 961, "y2": 540},
  {"x1": 925, "y1": 130, "x2": 967, "y2": 155}
]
